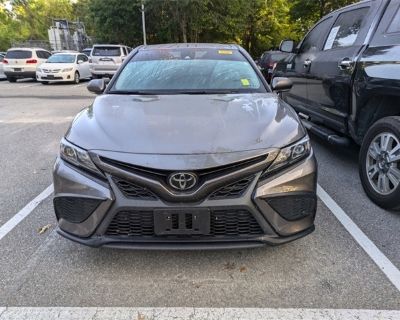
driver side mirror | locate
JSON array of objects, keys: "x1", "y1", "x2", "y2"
[
  {"x1": 271, "y1": 77, "x2": 292, "y2": 93},
  {"x1": 87, "y1": 79, "x2": 106, "y2": 94},
  {"x1": 279, "y1": 40, "x2": 295, "y2": 53},
  {"x1": 77, "y1": 60, "x2": 84, "y2": 64}
]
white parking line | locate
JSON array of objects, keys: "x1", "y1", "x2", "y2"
[
  {"x1": 0, "y1": 307, "x2": 399, "y2": 320},
  {"x1": 18, "y1": 83, "x2": 41, "y2": 88},
  {"x1": 317, "y1": 184, "x2": 400, "y2": 292},
  {"x1": 71, "y1": 83, "x2": 86, "y2": 88},
  {"x1": 0, "y1": 184, "x2": 53, "y2": 241}
]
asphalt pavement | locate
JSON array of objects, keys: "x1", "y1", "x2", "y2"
[{"x1": 0, "y1": 79, "x2": 399, "y2": 317}]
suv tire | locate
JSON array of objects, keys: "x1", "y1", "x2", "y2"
[
  {"x1": 7, "y1": 77, "x2": 16, "y2": 83},
  {"x1": 359, "y1": 116, "x2": 400, "y2": 210}
]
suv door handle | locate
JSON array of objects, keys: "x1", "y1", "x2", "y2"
[
  {"x1": 339, "y1": 58, "x2": 352, "y2": 70},
  {"x1": 304, "y1": 59, "x2": 312, "y2": 68}
]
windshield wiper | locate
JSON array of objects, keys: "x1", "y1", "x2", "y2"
[{"x1": 108, "y1": 90, "x2": 157, "y2": 95}]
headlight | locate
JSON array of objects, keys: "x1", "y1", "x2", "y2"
[
  {"x1": 60, "y1": 138, "x2": 102, "y2": 176},
  {"x1": 264, "y1": 136, "x2": 311, "y2": 174},
  {"x1": 36, "y1": 68, "x2": 42, "y2": 72},
  {"x1": 62, "y1": 67, "x2": 73, "y2": 72}
]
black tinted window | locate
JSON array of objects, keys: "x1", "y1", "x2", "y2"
[
  {"x1": 300, "y1": 18, "x2": 332, "y2": 53},
  {"x1": 92, "y1": 47, "x2": 121, "y2": 56},
  {"x1": 387, "y1": 5, "x2": 400, "y2": 33},
  {"x1": 324, "y1": 7, "x2": 369, "y2": 50},
  {"x1": 5, "y1": 50, "x2": 32, "y2": 59}
]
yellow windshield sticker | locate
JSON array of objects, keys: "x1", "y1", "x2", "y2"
[
  {"x1": 241, "y1": 79, "x2": 250, "y2": 86},
  {"x1": 218, "y1": 50, "x2": 233, "y2": 55}
]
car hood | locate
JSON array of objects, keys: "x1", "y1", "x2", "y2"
[{"x1": 67, "y1": 93, "x2": 304, "y2": 159}]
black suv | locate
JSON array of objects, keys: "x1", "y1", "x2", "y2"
[{"x1": 275, "y1": 0, "x2": 400, "y2": 210}]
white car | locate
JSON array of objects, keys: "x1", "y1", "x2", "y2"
[
  {"x1": 36, "y1": 52, "x2": 91, "y2": 84},
  {"x1": 89, "y1": 44, "x2": 131, "y2": 78},
  {"x1": 3, "y1": 48, "x2": 51, "y2": 82},
  {"x1": 0, "y1": 54, "x2": 6, "y2": 80}
]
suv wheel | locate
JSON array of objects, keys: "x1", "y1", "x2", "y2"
[
  {"x1": 73, "y1": 72, "x2": 80, "y2": 84},
  {"x1": 7, "y1": 77, "x2": 16, "y2": 83},
  {"x1": 359, "y1": 116, "x2": 400, "y2": 210}
]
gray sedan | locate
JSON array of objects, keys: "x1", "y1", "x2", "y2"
[{"x1": 52, "y1": 43, "x2": 317, "y2": 249}]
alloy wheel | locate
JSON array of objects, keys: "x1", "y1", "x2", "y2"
[{"x1": 366, "y1": 132, "x2": 400, "y2": 195}]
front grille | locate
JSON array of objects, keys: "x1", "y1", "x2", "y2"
[
  {"x1": 105, "y1": 209, "x2": 263, "y2": 238},
  {"x1": 100, "y1": 155, "x2": 267, "y2": 184},
  {"x1": 266, "y1": 194, "x2": 316, "y2": 221},
  {"x1": 113, "y1": 177, "x2": 157, "y2": 200},
  {"x1": 209, "y1": 176, "x2": 254, "y2": 200},
  {"x1": 54, "y1": 197, "x2": 103, "y2": 223}
]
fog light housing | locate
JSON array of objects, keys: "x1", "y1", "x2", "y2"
[
  {"x1": 266, "y1": 193, "x2": 316, "y2": 221},
  {"x1": 54, "y1": 197, "x2": 103, "y2": 223}
]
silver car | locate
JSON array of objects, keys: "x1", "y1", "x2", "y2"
[
  {"x1": 89, "y1": 44, "x2": 130, "y2": 78},
  {"x1": 53, "y1": 43, "x2": 317, "y2": 249}
]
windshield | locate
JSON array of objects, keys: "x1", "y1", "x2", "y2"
[
  {"x1": 92, "y1": 47, "x2": 121, "y2": 56},
  {"x1": 110, "y1": 48, "x2": 265, "y2": 94},
  {"x1": 47, "y1": 54, "x2": 76, "y2": 63},
  {"x1": 6, "y1": 50, "x2": 32, "y2": 59}
]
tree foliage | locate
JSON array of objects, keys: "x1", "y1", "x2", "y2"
[{"x1": 0, "y1": 0, "x2": 358, "y2": 56}]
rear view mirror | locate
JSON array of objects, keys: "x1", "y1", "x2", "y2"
[
  {"x1": 271, "y1": 77, "x2": 292, "y2": 93},
  {"x1": 280, "y1": 40, "x2": 295, "y2": 53},
  {"x1": 87, "y1": 79, "x2": 106, "y2": 94}
]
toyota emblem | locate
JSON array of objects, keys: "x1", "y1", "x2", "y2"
[{"x1": 168, "y1": 172, "x2": 197, "y2": 191}]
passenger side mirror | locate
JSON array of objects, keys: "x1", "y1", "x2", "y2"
[
  {"x1": 87, "y1": 79, "x2": 106, "y2": 94},
  {"x1": 271, "y1": 77, "x2": 292, "y2": 93},
  {"x1": 280, "y1": 40, "x2": 295, "y2": 53},
  {"x1": 77, "y1": 60, "x2": 84, "y2": 64}
]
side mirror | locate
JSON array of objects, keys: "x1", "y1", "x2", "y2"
[
  {"x1": 279, "y1": 40, "x2": 295, "y2": 53},
  {"x1": 77, "y1": 60, "x2": 84, "y2": 64},
  {"x1": 87, "y1": 79, "x2": 106, "y2": 94},
  {"x1": 272, "y1": 77, "x2": 292, "y2": 93}
]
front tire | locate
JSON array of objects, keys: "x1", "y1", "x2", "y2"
[
  {"x1": 359, "y1": 116, "x2": 400, "y2": 210},
  {"x1": 7, "y1": 77, "x2": 16, "y2": 83},
  {"x1": 73, "y1": 71, "x2": 80, "y2": 84}
]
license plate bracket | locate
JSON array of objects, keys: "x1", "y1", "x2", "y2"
[{"x1": 154, "y1": 209, "x2": 210, "y2": 236}]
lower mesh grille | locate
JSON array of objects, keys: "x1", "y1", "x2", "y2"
[
  {"x1": 54, "y1": 197, "x2": 102, "y2": 223},
  {"x1": 209, "y1": 176, "x2": 255, "y2": 200},
  {"x1": 113, "y1": 177, "x2": 157, "y2": 200},
  {"x1": 266, "y1": 194, "x2": 316, "y2": 221},
  {"x1": 105, "y1": 209, "x2": 263, "y2": 238}
]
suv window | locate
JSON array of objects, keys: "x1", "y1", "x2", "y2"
[
  {"x1": 300, "y1": 18, "x2": 333, "y2": 53},
  {"x1": 324, "y1": 7, "x2": 369, "y2": 50},
  {"x1": 92, "y1": 47, "x2": 121, "y2": 56},
  {"x1": 387, "y1": 5, "x2": 400, "y2": 33},
  {"x1": 5, "y1": 50, "x2": 32, "y2": 59}
]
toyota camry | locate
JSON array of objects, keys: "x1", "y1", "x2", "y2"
[{"x1": 53, "y1": 43, "x2": 317, "y2": 249}]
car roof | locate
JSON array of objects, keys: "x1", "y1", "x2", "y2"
[
  {"x1": 52, "y1": 52, "x2": 79, "y2": 55},
  {"x1": 138, "y1": 43, "x2": 240, "y2": 51},
  {"x1": 93, "y1": 44, "x2": 126, "y2": 47},
  {"x1": 7, "y1": 47, "x2": 49, "y2": 51}
]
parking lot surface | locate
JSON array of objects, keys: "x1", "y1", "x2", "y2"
[{"x1": 0, "y1": 80, "x2": 399, "y2": 317}]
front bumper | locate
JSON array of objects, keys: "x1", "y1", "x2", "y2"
[
  {"x1": 53, "y1": 152, "x2": 317, "y2": 249},
  {"x1": 36, "y1": 71, "x2": 75, "y2": 82}
]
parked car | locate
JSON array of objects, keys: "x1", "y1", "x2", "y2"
[
  {"x1": 0, "y1": 54, "x2": 6, "y2": 80},
  {"x1": 81, "y1": 47, "x2": 92, "y2": 57},
  {"x1": 258, "y1": 50, "x2": 289, "y2": 83},
  {"x1": 3, "y1": 48, "x2": 51, "y2": 82},
  {"x1": 274, "y1": 0, "x2": 400, "y2": 210},
  {"x1": 53, "y1": 43, "x2": 317, "y2": 249},
  {"x1": 36, "y1": 52, "x2": 91, "y2": 84},
  {"x1": 89, "y1": 44, "x2": 131, "y2": 78}
]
